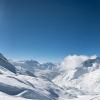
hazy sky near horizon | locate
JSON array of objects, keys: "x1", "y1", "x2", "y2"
[{"x1": 0, "y1": 0, "x2": 100, "y2": 62}]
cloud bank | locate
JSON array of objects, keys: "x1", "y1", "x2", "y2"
[{"x1": 61, "y1": 55, "x2": 97, "y2": 70}]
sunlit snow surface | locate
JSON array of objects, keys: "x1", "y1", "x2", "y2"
[{"x1": 0, "y1": 54, "x2": 100, "y2": 100}]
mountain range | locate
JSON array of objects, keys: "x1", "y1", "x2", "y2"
[{"x1": 0, "y1": 53, "x2": 100, "y2": 100}]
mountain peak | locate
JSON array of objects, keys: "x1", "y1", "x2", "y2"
[
  {"x1": 0, "y1": 53, "x2": 16, "y2": 74},
  {"x1": 0, "y1": 53, "x2": 7, "y2": 61},
  {"x1": 82, "y1": 57, "x2": 100, "y2": 68}
]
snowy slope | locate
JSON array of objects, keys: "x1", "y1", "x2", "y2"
[
  {"x1": 0, "y1": 92, "x2": 31, "y2": 100},
  {"x1": 0, "y1": 74, "x2": 74, "y2": 100}
]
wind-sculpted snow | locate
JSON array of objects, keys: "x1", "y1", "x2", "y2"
[
  {"x1": 0, "y1": 92, "x2": 31, "y2": 100},
  {"x1": 0, "y1": 74, "x2": 73, "y2": 100}
]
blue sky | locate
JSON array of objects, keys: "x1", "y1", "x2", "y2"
[{"x1": 0, "y1": 0, "x2": 100, "y2": 62}]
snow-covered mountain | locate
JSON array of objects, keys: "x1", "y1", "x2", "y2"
[
  {"x1": 1, "y1": 53, "x2": 100, "y2": 100},
  {"x1": 0, "y1": 53, "x2": 16, "y2": 74},
  {"x1": 53, "y1": 55, "x2": 100, "y2": 99},
  {"x1": 12, "y1": 60, "x2": 60, "y2": 80},
  {"x1": 0, "y1": 53, "x2": 70, "y2": 100}
]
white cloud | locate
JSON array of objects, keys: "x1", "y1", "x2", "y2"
[{"x1": 61, "y1": 55, "x2": 97, "y2": 70}]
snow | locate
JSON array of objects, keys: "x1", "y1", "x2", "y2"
[
  {"x1": 0, "y1": 92, "x2": 31, "y2": 100},
  {"x1": 0, "y1": 53, "x2": 100, "y2": 100}
]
